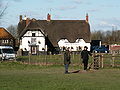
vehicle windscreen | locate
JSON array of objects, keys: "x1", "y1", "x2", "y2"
[{"x1": 2, "y1": 49, "x2": 14, "y2": 54}]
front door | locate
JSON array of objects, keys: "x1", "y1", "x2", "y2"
[{"x1": 31, "y1": 46, "x2": 37, "y2": 55}]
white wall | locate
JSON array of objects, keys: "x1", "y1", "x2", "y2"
[
  {"x1": 58, "y1": 39, "x2": 91, "y2": 51},
  {"x1": 19, "y1": 30, "x2": 45, "y2": 51},
  {"x1": 20, "y1": 31, "x2": 90, "y2": 52}
]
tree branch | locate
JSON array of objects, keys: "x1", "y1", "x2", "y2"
[{"x1": 0, "y1": 2, "x2": 8, "y2": 19}]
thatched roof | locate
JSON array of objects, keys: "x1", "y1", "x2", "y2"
[
  {"x1": 0, "y1": 27, "x2": 14, "y2": 39},
  {"x1": 19, "y1": 19, "x2": 44, "y2": 37},
  {"x1": 18, "y1": 19, "x2": 91, "y2": 47}
]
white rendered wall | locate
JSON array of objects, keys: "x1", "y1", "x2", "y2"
[
  {"x1": 19, "y1": 30, "x2": 45, "y2": 51},
  {"x1": 58, "y1": 39, "x2": 91, "y2": 51}
]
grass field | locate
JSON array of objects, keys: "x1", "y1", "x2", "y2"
[{"x1": 0, "y1": 61, "x2": 120, "y2": 90}]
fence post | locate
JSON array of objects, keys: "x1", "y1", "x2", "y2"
[
  {"x1": 71, "y1": 52, "x2": 74, "y2": 69},
  {"x1": 44, "y1": 51, "x2": 47, "y2": 65},
  {"x1": 101, "y1": 54, "x2": 104, "y2": 68},
  {"x1": 112, "y1": 53, "x2": 115, "y2": 67},
  {"x1": 29, "y1": 52, "x2": 31, "y2": 64},
  {"x1": 99, "y1": 53, "x2": 104, "y2": 68},
  {"x1": 98, "y1": 53, "x2": 101, "y2": 68},
  {"x1": 93, "y1": 53, "x2": 99, "y2": 70},
  {"x1": 72, "y1": 52, "x2": 75, "y2": 63}
]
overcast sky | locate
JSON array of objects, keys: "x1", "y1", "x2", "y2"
[{"x1": 1, "y1": 0, "x2": 120, "y2": 31}]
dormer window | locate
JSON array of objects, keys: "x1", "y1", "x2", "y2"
[{"x1": 32, "y1": 33, "x2": 35, "y2": 37}]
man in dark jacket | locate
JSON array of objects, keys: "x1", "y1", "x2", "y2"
[
  {"x1": 64, "y1": 48, "x2": 71, "y2": 74},
  {"x1": 81, "y1": 46, "x2": 92, "y2": 70}
]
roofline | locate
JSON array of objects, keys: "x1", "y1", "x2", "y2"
[
  {"x1": 19, "y1": 28, "x2": 45, "y2": 38},
  {"x1": 19, "y1": 20, "x2": 45, "y2": 38},
  {"x1": 36, "y1": 20, "x2": 87, "y2": 22},
  {"x1": 0, "y1": 27, "x2": 15, "y2": 39}
]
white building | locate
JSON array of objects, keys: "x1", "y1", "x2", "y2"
[
  {"x1": 18, "y1": 19, "x2": 46, "y2": 55},
  {"x1": 19, "y1": 30, "x2": 46, "y2": 54},
  {"x1": 18, "y1": 14, "x2": 91, "y2": 55},
  {"x1": 58, "y1": 39, "x2": 90, "y2": 51}
]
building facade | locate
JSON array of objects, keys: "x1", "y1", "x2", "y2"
[
  {"x1": 18, "y1": 14, "x2": 91, "y2": 55},
  {"x1": 58, "y1": 39, "x2": 90, "y2": 51},
  {"x1": 0, "y1": 27, "x2": 15, "y2": 49}
]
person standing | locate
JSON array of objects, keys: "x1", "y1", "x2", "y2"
[
  {"x1": 64, "y1": 48, "x2": 71, "y2": 74},
  {"x1": 81, "y1": 46, "x2": 92, "y2": 70}
]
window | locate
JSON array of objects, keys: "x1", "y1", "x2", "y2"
[
  {"x1": 2, "y1": 40, "x2": 8, "y2": 43},
  {"x1": 32, "y1": 33, "x2": 35, "y2": 37},
  {"x1": 31, "y1": 38, "x2": 36, "y2": 44},
  {"x1": 2, "y1": 40, "x2": 4, "y2": 43},
  {"x1": 6, "y1": 40, "x2": 8, "y2": 43},
  {"x1": 2, "y1": 49, "x2": 14, "y2": 54}
]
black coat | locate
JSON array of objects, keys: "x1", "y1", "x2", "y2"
[
  {"x1": 81, "y1": 50, "x2": 92, "y2": 60},
  {"x1": 64, "y1": 50, "x2": 71, "y2": 64}
]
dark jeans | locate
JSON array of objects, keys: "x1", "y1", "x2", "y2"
[
  {"x1": 83, "y1": 59, "x2": 88, "y2": 70},
  {"x1": 64, "y1": 64, "x2": 69, "y2": 73}
]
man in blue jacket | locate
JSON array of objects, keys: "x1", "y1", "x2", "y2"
[{"x1": 81, "y1": 46, "x2": 92, "y2": 70}]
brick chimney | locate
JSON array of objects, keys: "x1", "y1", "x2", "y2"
[
  {"x1": 19, "y1": 15, "x2": 22, "y2": 22},
  {"x1": 47, "y1": 13, "x2": 51, "y2": 21},
  {"x1": 86, "y1": 13, "x2": 89, "y2": 22},
  {"x1": 26, "y1": 18, "x2": 30, "y2": 26}
]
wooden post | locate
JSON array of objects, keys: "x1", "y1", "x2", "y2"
[
  {"x1": 71, "y1": 52, "x2": 74, "y2": 70},
  {"x1": 72, "y1": 52, "x2": 75, "y2": 62},
  {"x1": 14, "y1": 55, "x2": 17, "y2": 62},
  {"x1": 44, "y1": 45, "x2": 47, "y2": 65},
  {"x1": 93, "y1": 53, "x2": 99, "y2": 70},
  {"x1": 101, "y1": 54, "x2": 104, "y2": 68},
  {"x1": 29, "y1": 52, "x2": 31, "y2": 64},
  {"x1": 44, "y1": 50, "x2": 47, "y2": 65},
  {"x1": 98, "y1": 53, "x2": 101, "y2": 68},
  {"x1": 93, "y1": 53, "x2": 96, "y2": 69},
  {"x1": 112, "y1": 53, "x2": 115, "y2": 67}
]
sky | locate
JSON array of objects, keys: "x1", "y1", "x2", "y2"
[{"x1": 0, "y1": 0, "x2": 120, "y2": 31}]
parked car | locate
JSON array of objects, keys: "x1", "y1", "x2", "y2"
[
  {"x1": 90, "y1": 46, "x2": 99, "y2": 52},
  {"x1": 0, "y1": 46, "x2": 16, "y2": 60},
  {"x1": 93, "y1": 46, "x2": 109, "y2": 53}
]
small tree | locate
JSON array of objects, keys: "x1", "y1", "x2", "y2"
[{"x1": 7, "y1": 25, "x2": 18, "y2": 38}]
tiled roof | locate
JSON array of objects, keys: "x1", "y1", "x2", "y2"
[{"x1": 0, "y1": 27, "x2": 14, "y2": 39}]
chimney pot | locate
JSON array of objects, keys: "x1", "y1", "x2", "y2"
[
  {"x1": 20, "y1": 15, "x2": 22, "y2": 21},
  {"x1": 86, "y1": 13, "x2": 89, "y2": 22},
  {"x1": 47, "y1": 13, "x2": 51, "y2": 21},
  {"x1": 24, "y1": 15, "x2": 27, "y2": 20},
  {"x1": 26, "y1": 18, "x2": 30, "y2": 26}
]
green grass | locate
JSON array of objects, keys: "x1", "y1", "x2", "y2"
[{"x1": 0, "y1": 62, "x2": 120, "y2": 90}]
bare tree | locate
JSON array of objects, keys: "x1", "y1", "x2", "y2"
[
  {"x1": 91, "y1": 30, "x2": 104, "y2": 40},
  {"x1": 0, "y1": 0, "x2": 21, "y2": 24},
  {"x1": 91, "y1": 30, "x2": 120, "y2": 44},
  {"x1": 7, "y1": 25, "x2": 18, "y2": 38}
]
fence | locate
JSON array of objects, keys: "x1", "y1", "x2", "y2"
[
  {"x1": 91, "y1": 53, "x2": 120, "y2": 69},
  {"x1": 16, "y1": 53, "x2": 120, "y2": 68},
  {"x1": 17, "y1": 53, "x2": 82, "y2": 65}
]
